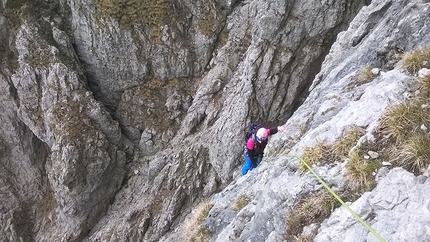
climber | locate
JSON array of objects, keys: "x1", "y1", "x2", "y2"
[{"x1": 241, "y1": 124, "x2": 285, "y2": 175}]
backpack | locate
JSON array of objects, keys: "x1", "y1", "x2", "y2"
[{"x1": 244, "y1": 123, "x2": 263, "y2": 141}]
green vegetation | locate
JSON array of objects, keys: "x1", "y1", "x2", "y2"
[
  {"x1": 232, "y1": 194, "x2": 249, "y2": 211},
  {"x1": 50, "y1": 95, "x2": 99, "y2": 147},
  {"x1": 40, "y1": 188, "x2": 58, "y2": 216},
  {"x1": 24, "y1": 42, "x2": 53, "y2": 69},
  {"x1": 118, "y1": 78, "x2": 187, "y2": 133},
  {"x1": 346, "y1": 66, "x2": 378, "y2": 91},
  {"x1": 300, "y1": 125, "x2": 377, "y2": 193},
  {"x1": 290, "y1": 126, "x2": 376, "y2": 239},
  {"x1": 357, "y1": 47, "x2": 430, "y2": 176},
  {"x1": 215, "y1": 28, "x2": 230, "y2": 49},
  {"x1": 95, "y1": 0, "x2": 221, "y2": 39},
  {"x1": 184, "y1": 201, "x2": 213, "y2": 242},
  {"x1": 2, "y1": 0, "x2": 68, "y2": 71}
]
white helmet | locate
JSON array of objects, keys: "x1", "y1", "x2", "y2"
[{"x1": 256, "y1": 128, "x2": 268, "y2": 142}]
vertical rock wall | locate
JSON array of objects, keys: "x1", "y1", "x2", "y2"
[{"x1": 0, "y1": 0, "x2": 369, "y2": 241}]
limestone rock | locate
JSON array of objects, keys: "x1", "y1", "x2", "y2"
[
  {"x1": 1, "y1": 0, "x2": 430, "y2": 241},
  {"x1": 315, "y1": 168, "x2": 430, "y2": 242}
]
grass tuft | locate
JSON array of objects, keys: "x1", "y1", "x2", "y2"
[
  {"x1": 300, "y1": 143, "x2": 327, "y2": 172},
  {"x1": 198, "y1": 9, "x2": 217, "y2": 37},
  {"x1": 232, "y1": 194, "x2": 249, "y2": 211},
  {"x1": 357, "y1": 66, "x2": 377, "y2": 84},
  {"x1": 286, "y1": 190, "x2": 339, "y2": 239},
  {"x1": 300, "y1": 126, "x2": 366, "y2": 172},
  {"x1": 377, "y1": 48, "x2": 430, "y2": 175},
  {"x1": 418, "y1": 73, "x2": 430, "y2": 95},
  {"x1": 390, "y1": 133, "x2": 430, "y2": 174},
  {"x1": 294, "y1": 235, "x2": 314, "y2": 242},
  {"x1": 380, "y1": 98, "x2": 430, "y2": 144},
  {"x1": 345, "y1": 149, "x2": 380, "y2": 192},
  {"x1": 288, "y1": 48, "x2": 430, "y2": 238},
  {"x1": 401, "y1": 48, "x2": 430, "y2": 75},
  {"x1": 332, "y1": 126, "x2": 366, "y2": 159},
  {"x1": 184, "y1": 201, "x2": 213, "y2": 242}
]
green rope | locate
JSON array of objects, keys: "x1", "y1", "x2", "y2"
[{"x1": 288, "y1": 154, "x2": 386, "y2": 242}]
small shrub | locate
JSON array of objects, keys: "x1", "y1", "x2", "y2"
[
  {"x1": 232, "y1": 194, "x2": 249, "y2": 211},
  {"x1": 184, "y1": 201, "x2": 213, "y2": 242},
  {"x1": 401, "y1": 48, "x2": 430, "y2": 75}
]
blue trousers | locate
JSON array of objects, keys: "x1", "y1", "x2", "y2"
[{"x1": 241, "y1": 154, "x2": 262, "y2": 175}]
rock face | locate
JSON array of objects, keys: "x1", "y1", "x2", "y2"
[
  {"x1": 1, "y1": 0, "x2": 430, "y2": 242},
  {"x1": 1, "y1": 2, "x2": 126, "y2": 240},
  {"x1": 315, "y1": 168, "x2": 430, "y2": 242},
  {"x1": 200, "y1": 0, "x2": 430, "y2": 241}
]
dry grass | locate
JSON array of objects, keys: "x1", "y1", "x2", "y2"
[
  {"x1": 300, "y1": 126, "x2": 366, "y2": 172},
  {"x1": 286, "y1": 190, "x2": 339, "y2": 239},
  {"x1": 379, "y1": 98, "x2": 430, "y2": 144},
  {"x1": 357, "y1": 66, "x2": 377, "y2": 84},
  {"x1": 198, "y1": 9, "x2": 217, "y2": 37},
  {"x1": 345, "y1": 149, "x2": 380, "y2": 192},
  {"x1": 376, "y1": 49, "x2": 430, "y2": 175},
  {"x1": 401, "y1": 48, "x2": 430, "y2": 75},
  {"x1": 232, "y1": 194, "x2": 249, "y2": 211},
  {"x1": 390, "y1": 133, "x2": 430, "y2": 174},
  {"x1": 418, "y1": 74, "x2": 430, "y2": 95},
  {"x1": 287, "y1": 48, "x2": 430, "y2": 240},
  {"x1": 95, "y1": 0, "x2": 171, "y2": 40},
  {"x1": 184, "y1": 201, "x2": 213, "y2": 242},
  {"x1": 300, "y1": 143, "x2": 328, "y2": 172},
  {"x1": 332, "y1": 126, "x2": 366, "y2": 159},
  {"x1": 293, "y1": 235, "x2": 314, "y2": 242}
]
